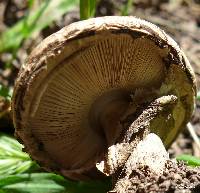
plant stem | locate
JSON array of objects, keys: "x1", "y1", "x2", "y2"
[
  {"x1": 121, "y1": 0, "x2": 134, "y2": 16},
  {"x1": 80, "y1": 0, "x2": 96, "y2": 20}
]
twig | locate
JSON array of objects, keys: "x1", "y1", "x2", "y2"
[{"x1": 187, "y1": 122, "x2": 200, "y2": 152}]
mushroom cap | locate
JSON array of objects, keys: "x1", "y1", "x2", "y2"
[{"x1": 12, "y1": 16, "x2": 196, "y2": 180}]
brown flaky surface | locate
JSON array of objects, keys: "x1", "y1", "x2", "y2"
[{"x1": 12, "y1": 16, "x2": 196, "y2": 180}]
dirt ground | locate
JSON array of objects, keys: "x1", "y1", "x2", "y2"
[{"x1": 111, "y1": 160, "x2": 200, "y2": 193}]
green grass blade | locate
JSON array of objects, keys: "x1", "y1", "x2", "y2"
[
  {"x1": 89, "y1": 0, "x2": 96, "y2": 18},
  {"x1": 80, "y1": 0, "x2": 96, "y2": 20},
  {"x1": 197, "y1": 91, "x2": 200, "y2": 101},
  {"x1": 121, "y1": 0, "x2": 134, "y2": 16},
  {"x1": 0, "y1": 0, "x2": 79, "y2": 53},
  {"x1": 22, "y1": 0, "x2": 51, "y2": 37},
  {"x1": 28, "y1": 0, "x2": 35, "y2": 8},
  {"x1": 176, "y1": 154, "x2": 200, "y2": 166}
]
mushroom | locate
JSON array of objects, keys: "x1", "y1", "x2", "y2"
[{"x1": 12, "y1": 16, "x2": 196, "y2": 181}]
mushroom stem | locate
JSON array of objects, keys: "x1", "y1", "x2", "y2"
[
  {"x1": 100, "y1": 100, "x2": 129, "y2": 146},
  {"x1": 110, "y1": 133, "x2": 169, "y2": 191},
  {"x1": 96, "y1": 95, "x2": 178, "y2": 176},
  {"x1": 89, "y1": 89, "x2": 131, "y2": 146},
  {"x1": 121, "y1": 133, "x2": 169, "y2": 177}
]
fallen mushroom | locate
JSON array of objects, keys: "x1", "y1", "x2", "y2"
[{"x1": 12, "y1": 16, "x2": 196, "y2": 189}]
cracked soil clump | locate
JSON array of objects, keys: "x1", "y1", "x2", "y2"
[{"x1": 110, "y1": 160, "x2": 200, "y2": 193}]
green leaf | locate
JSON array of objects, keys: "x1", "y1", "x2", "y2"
[
  {"x1": 176, "y1": 154, "x2": 200, "y2": 166},
  {"x1": 80, "y1": 0, "x2": 96, "y2": 20},
  {"x1": 0, "y1": 0, "x2": 79, "y2": 53},
  {"x1": 0, "y1": 134, "x2": 111, "y2": 192},
  {"x1": 0, "y1": 85, "x2": 12, "y2": 100},
  {"x1": 0, "y1": 134, "x2": 29, "y2": 159},
  {"x1": 0, "y1": 173, "x2": 111, "y2": 193},
  {"x1": 0, "y1": 134, "x2": 38, "y2": 175},
  {"x1": 0, "y1": 173, "x2": 66, "y2": 193}
]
